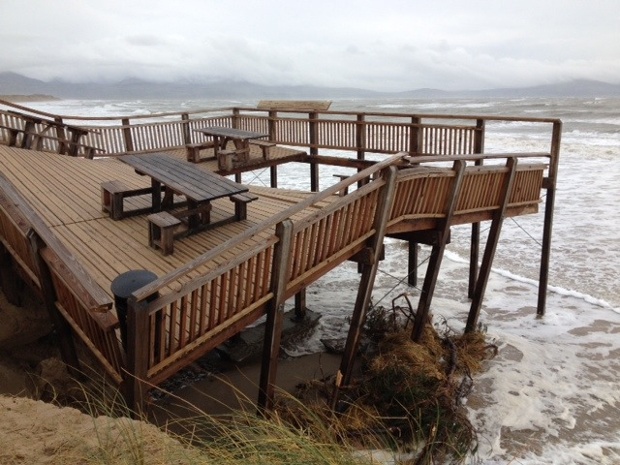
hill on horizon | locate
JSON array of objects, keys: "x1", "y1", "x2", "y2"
[{"x1": 1, "y1": 72, "x2": 620, "y2": 100}]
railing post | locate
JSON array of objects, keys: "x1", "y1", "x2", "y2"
[
  {"x1": 124, "y1": 295, "x2": 151, "y2": 416},
  {"x1": 537, "y1": 121, "x2": 562, "y2": 316},
  {"x1": 407, "y1": 115, "x2": 423, "y2": 287},
  {"x1": 309, "y1": 111, "x2": 319, "y2": 191},
  {"x1": 332, "y1": 166, "x2": 397, "y2": 410},
  {"x1": 181, "y1": 113, "x2": 191, "y2": 145},
  {"x1": 232, "y1": 108, "x2": 240, "y2": 129},
  {"x1": 268, "y1": 110, "x2": 277, "y2": 141},
  {"x1": 410, "y1": 116, "x2": 421, "y2": 154},
  {"x1": 257, "y1": 219, "x2": 294, "y2": 414},
  {"x1": 356, "y1": 114, "x2": 366, "y2": 160},
  {"x1": 468, "y1": 119, "x2": 486, "y2": 298},
  {"x1": 268, "y1": 110, "x2": 278, "y2": 188},
  {"x1": 122, "y1": 118, "x2": 134, "y2": 153},
  {"x1": 53, "y1": 116, "x2": 68, "y2": 155}
]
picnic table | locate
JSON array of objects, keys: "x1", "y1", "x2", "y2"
[
  {"x1": 102, "y1": 153, "x2": 257, "y2": 254},
  {"x1": 194, "y1": 126, "x2": 269, "y2": 169}
]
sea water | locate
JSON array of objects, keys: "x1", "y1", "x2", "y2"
[{"x1": 26, "y1": 96, "x2": 620, "y2": 464}]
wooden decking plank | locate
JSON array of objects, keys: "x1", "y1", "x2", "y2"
[{"x1": 0, "y1": 145, "x2": 344, "y2": 302}]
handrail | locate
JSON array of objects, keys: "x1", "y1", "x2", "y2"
[
  {"x1": 403, "y1": 152, "x2": 552, "y2": 163},
  {"x1": 0, "y1": 98, "x2": 561, "y2": 125},
  {"x1": 131, "y1": 153, "x2": 406, "y2": 301},
  {"x1": 0, "y1": 98, "x2": 233, "y2": 121},
  {"x1": 0, "y1": 172, "x2": 112, "y2": 311}
]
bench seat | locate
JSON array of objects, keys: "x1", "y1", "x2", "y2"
[
  {"x1": 185, "y1": 141, "x2": 216, "y2": 163},
  {"x1": 147, "y1": 211, "x2": 181, "y2": 255},
  {"x1": 250, "y1": 140, "x2": 276, "y2": 160},
  {"x1": 218, "y1": 148, "x2": 250, "y2": 170},
  {"x1": 230, "y1": 192, "x2": 259, "y2": 220},
  {"x1": 101, "y1": 180, "x2": 153, "y2": 220}
]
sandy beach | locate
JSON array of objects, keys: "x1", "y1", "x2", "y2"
[{"x1": 0, "y1": 287, "x2": 346, "y2": 463}]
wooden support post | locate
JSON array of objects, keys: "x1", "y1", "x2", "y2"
[
  {"x1": 27, "y1": 230, "x2": 82, "y2": 378},
  {"x1": 267, "y1": 111, "x2": 279, "y2": 188},
  {"x1": 332, "y1": 166, "x2": 397, "y2": 410},
  {"x1": 257, "y1": 219, "x2": 294, "y2": 414},
  {"x1": 53, "y1": 116, "x2": 68, "y2": 155},
  {"x1": 235, "y1": 173, "x2": 242, "y2": 184},
  {"x1": 408, "y1": 240, "x2": 418, "y2": 287},
  {"x1": 537, "y1": 121, "x2": 562, "y2": 316},
  {"x1": 356, "y1": 114, "x2": 366, "y2": 160},
  {"x1": 411, "y1": 160, "x2": 466, "y2": 342},
  {"x1": 465, "y1": 158, "x2": 518, "y2": 332},
  {"x1": 270, "y1": 165, "x2": 278, "y2": 188},
  {"x1": 21, "y1": 119, "x2": 37, "y2": 149},
  {"x1": 468, "y1": 119, "x2": 486, "y2": 298},
  {"x1": 294, "y1": 289, "x2": 307, "y2": 321},
  {"x1": 122, "y1": 118, "x2": 134, "y2": 153},
  {"x1": 181, "y1": 113, "x2": 191, "y2": 144},
  {"x1": 469, "y1": 222, "x2": 480, "y2": 299},
  {"x1": 0, "y1": 243, "x2": 22, "y2": 305},
  {"x1": 409, "y1": 116, "x2": 422, "y2": 154},
  {"x1": 309, "y1": 111, "x2": 319, "y2": 192},
  {"x1": 124, "y1": 296, "x2": 151, "y2": 416},
  {"x1": 232, "y1": 108, "x2": 240, "y2": 129},
  {"x1": 406, "y1": 117, "x2": 423, "y2": 287}
]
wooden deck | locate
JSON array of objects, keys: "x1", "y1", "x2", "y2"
[
  {"x1": 0, "y1": 101, "x2": 560, "y2": 413},
  {"x1": 0, "y1": 146, "x2": 325, "y2": 294}
]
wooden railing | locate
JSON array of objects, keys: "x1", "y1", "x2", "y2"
[
  {"x1": 0, "y1": 172, "x2": 124, "y2": 384},
  {"x1": 123, "y1": 156, "x2": 400, "y2": 406},
  {"x1": 0, "y1": 100, "x2": 558, "y2": 162},
  {"x1": 118, "y1": 151, "x2": 549, "y2": 409},
  {"x1": 390, "y1": 153, "x2": 546, "y2": 226},
  {"x1": 0, "y1": 179, "x2": 41, "y2": 292},
  {"x1": 0, "y1": 99, "x2": 561, "y2": 411}
]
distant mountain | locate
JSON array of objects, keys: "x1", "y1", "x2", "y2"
[
  {"x1": 461, "y1": 79, "x2": 620, "y2": 98},
  {"x1": 1, "y1": 72, "x2": 619, "y2": 100}
]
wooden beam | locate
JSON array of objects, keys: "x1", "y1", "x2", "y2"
[
  {"x1": 257, "y1": 100, "x2": 332, "y2": 111},
  {"x1": 124, "y1": 297, "x2": 151, "y2": 416},
  {"x1": 332, "y1": 166, "x2": 397, "y2": 409},
  {"x1": 294, "y1": 289, "x2": 307, "y2": 320},
  {"x1": 270, "y1": 165, "x2": 278, "y2": 188},
  {"x1": 257, "y1": 219, "x2": 294, "y2": 413},
  {"x1": 469, "y1": 118, "x2": 486, "y2": 298},
  {"x1": 0, "y1": 243, "x2": 22, "y2": 305},
  {"x1": 411, "y1": 160, "x2": 466, "y2": 342},
  {"x1": 465, "y1": 158, "x2": 518, "y2": 332},
  {"x1": 27, "y1": 230, "x2": 82, "y2": 378},
  {"x1": 537, "y1": 121, "x2": 562, "y2": 316}
]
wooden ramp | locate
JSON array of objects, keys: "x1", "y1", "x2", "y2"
[{"x1": 0, "y1": 145, "x2": 547, "y2": 412}]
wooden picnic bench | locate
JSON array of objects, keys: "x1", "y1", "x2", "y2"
[
  {"x1": 194, "y1": 126, "x2": 269, "y2": 170},
  {"x1": 107, "y1": 153, "x2": 255, "y2": 254},
  {"x1": 1, "y1": 110, "x2": 103, "y2": 158}
]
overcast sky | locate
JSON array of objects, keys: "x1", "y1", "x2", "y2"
[{"x1": 1, "y1": 0, "x2": 619, "y2": 92}]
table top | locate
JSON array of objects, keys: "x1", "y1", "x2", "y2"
[
  {"x1": 120, "y1": 153, "x2": 248, "y2": 202},
  {"x1": 195, "y1": 126, "x2": 268, "y2": 140}
]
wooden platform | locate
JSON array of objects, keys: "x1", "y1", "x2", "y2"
[
  {"x1": 0, "y1": 146, "x2": 329, "y2": 298},
  {"x1": 137, "y1": 144, "x2": 306, "y2": 176},
  {"x1": 0, "y1": 101, "x2": 559, "y2": 415}
]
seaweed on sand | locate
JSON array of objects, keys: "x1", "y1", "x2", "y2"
[{"x1": 274, "y1": 297, "x2": 498, "y2": 464}]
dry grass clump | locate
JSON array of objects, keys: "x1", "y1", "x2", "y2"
[{"x1": 274, "y1": 300, "x2": 497, "y2": 464}]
